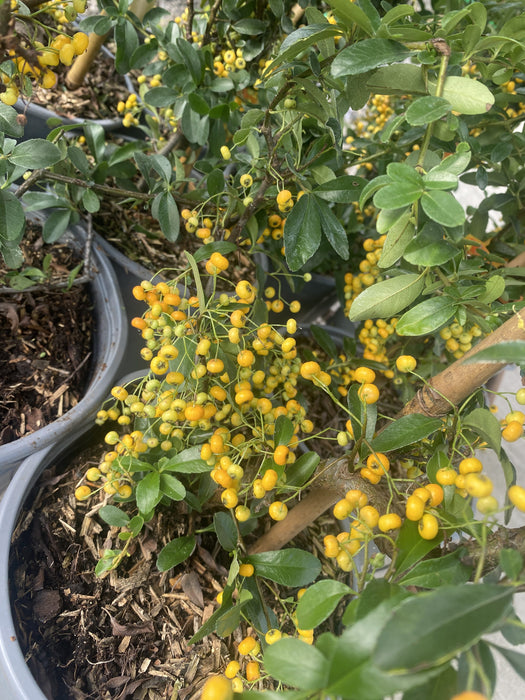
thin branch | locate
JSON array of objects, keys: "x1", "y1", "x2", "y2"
[
  {"x1": 201, "y1": 0, "x2": 222, "y2": 47},
  {"x1": 185, "y1": 0, "x2": 194, "y2": 42}
]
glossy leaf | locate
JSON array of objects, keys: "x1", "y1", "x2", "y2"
[
  {"x1": 423, "y1": 170, "x2": 458, "y2": 190},
  {"x1": 397, "y1": 551, "x2": 472, "y2": 588},
  {"x1": 157, "y1": 534, "x2": 196, "y2": 572},
  {"x1": 0, "y1": 103, "x2": 24, "y2": 138},
  {"x1": 0, "y1": 190, "x2": 25, "y2": 246},
  {"x1": 160, "y1": 446, "x2": 211, "y2": 473},
  {"x1": 420, "y1": 190, "x2": 465, "y2": 228},
  {"x1": 403, "y1": 224, "x2": 458, "y2": 266},
  {"x1": 42, "y1": 209, "x2": 72, "y2": 243},
  {"x1": 327, "y1": 0, "x2": 375, "y2": 35},
  {"x1": 463, "y1": 407, "x2": 501, "y2": 455},
  {"x1": 463, "y1": 341, "x2": 525, "y2": 365},
  {"x1": 275, "y1": 415, "x2": 295, "y2": 447},
  {"x1": 315, "y1": 196, "x2": 349, "y2": 259},
  {"x1": 285, "y1": 451, "x2": 320, "y2": 488},
  {"x1": 367, "y1": 63, "x2": 426, "y2": 95},
  {"x1": 314, "y1": 176, "x2": 366, "y2": 203},
  {"x1": 160, "y1": 473, "x2": 186, "y2": 501},
  {"x1": 394, "y1": 520, "x2": 442, "y2": 576},
  {"x1": 98, "y1": 505, "x2": 131, "y2": 528},
  {"x1": 395, "y1": 297, "x2": 457, "y2": 336},
  {"x1": 283, "y1": 193, "x2": 321, "y2": 271},
  {"x1": 213, "y1": 511, "x2": 237, "y2": 552},
  {"x1": 264, "y1": 638, "x2": 328, "y2": 691},
  {"x1": 246, "y1": 549, "x2": 322, "y2": 586},
  {"x1": 136, "y1": 470, "x2": 161, "y2": 515},
  {"x1": 405, "y1": 96, "x2": 451, "y2": 126},
  {"x1": 373, "y1": 182, "x2": 423, "y2": 210},
  {"x1": 296, "y1": 580, "x2": 352, "y2": 629},
  {"x1": 349, "y1": 274, "x2": 424, "y2": 322},
  {"x1": 372, "y1": 415, "x2": 443, "y2": 453},
  {"x1": 374, "y1": 584, "x2": 513, "y2": 672},
  {"x1": 378, "y1": 209, "x2": 415, "y2": 268},
  {"x1": 10, "y1": 139, "x2": 62, "y2": 168},
  {"x1": 429, "y1": 76, "x2": 495, "y2": 115},
  {"x1": 332, "y1": 39, "x2": 411, "y2": 78}
]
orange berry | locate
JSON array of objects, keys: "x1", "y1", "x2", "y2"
[
  {"x1": 273, "y1": 444, "x2": 289, "y2": 465},
  {"x1": 354, "y1": 366, "x2": 376, "y2": 384},
  {"x1": 358, "y1": 383, "x2": 380, "y2": 404}
]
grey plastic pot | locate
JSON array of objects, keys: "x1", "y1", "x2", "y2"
[
  {"x1": 0, "y1": 420, "x2": 96, "y2": 700},
  {"x1": 0, "y1": 217, "x2": 128, "y2": 491},
  {"x1": 14, "y1": 46, "x2": 135, "y2": 140}
]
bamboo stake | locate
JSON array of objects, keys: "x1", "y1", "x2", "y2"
[
  {"x1": 249, "y1": 309, "x2": 525, "y2": 554},
  {"x1": 65, "y1": 0, "x2": 155, "y2": 90}
]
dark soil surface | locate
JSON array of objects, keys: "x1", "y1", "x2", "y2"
[
  {"x1": 10, "y1": 440, "x2": 238, "y2": 700},
  {"x1": 0, "y1": 224, "x2": 93, "y2": 445}
]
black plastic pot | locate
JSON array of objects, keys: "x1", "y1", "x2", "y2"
[{"x1": 0, "y1": 215, "x2": 128, "y2": 490}]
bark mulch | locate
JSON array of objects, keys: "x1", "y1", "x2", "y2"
[{"x1": 0, "y1": 224, "x2": 93, "y2": 445}]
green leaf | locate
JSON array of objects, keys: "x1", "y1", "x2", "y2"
[
  {"x1": 283, "y1": 193, "x2": 321, "y2": 271},
  {"x1": 157, "y1": 534, "x2": 196, "y2": 572},
  {"x1": 374, "y1": 182, "x2": 423, "y2": 210},
  {"x1": 160, "y1": 473, "x2": 186, "y2": 501},
  {"x1": 0, "y1": 190, "x2": 25, "y2": 244},
  {"x1": 401, "y1": 665, "x2": 458, "y2": 700},
  {"x1": 374, "y1": 584, "x2": 513, "y2": 672},
  {"x1": 434, "y1": 144, "x2": 471, "y2": 175},
  {"x1": 10, "y1": 139, "x2": 62, "y2": 168},
  {"x1": 82, "y1": 189, "x2": 100, "y2": 214},
  {"x1": 233, "y1": 18, "x2": 267, "y2": 35},
  {"x1": 405, "y1": 96, "x2": 451, "y2": 126},
  {"x1": 136, "y1": 470, "x2": 161, "y2": 515},
  {"x1": 42, "y1": 209, "x2": 71, "y2": 243},
  {"x1": 214, "y1": 511, "x2": 237, "y2": 552},
  {"x1": 372, "y1": 415, "x2": 443, "y2": 453},
  {"x1": 403, "y1": 223, "x2": 458, "y2": 267},
  {"x1": 499, "y1": 549, "x2": 523, "y2": 581},
  {"x1": 310, "y1": 324, "x2": 339, "y2": 359},
  {"x1": 396, "y1": 296, "x2": 457, "y2": 336},
  {"x1": 397, "y1": 550, "x2": 472, "y2": 588},
  {"x1": 285, "y1": 451, "x2": 320, "y2": 488},
  {"x1": 378, "y1": 209, "x2": 415, "y2": 268},
  {"x1": 151, "y1": 192, "x2": 180, "y2": 242},
  {"x1": 314, "y1": 197, "x2": 348, "y2": 259},
  {"x1": 366, "y1": 63, "x2": 426, "y2": 96},
  {"x1": 463, "y1": 341, "x2": 525, "y2": 365},
  {"x1": 348, "y1": 274, "x2": 424, "y2": 321},
  {"x1": 423, "y1": 170, "x2": 458, "y2": 190},
  {"x1": 420, "y1": 190, "x2": 465, "y2": 228},
  {"x1": 359, "y1": 175, "x2": 391, "y2": 209},
  {"x1": 386, "y1": 162, "x2": 423, "y2": 186},
  {"x1": 332, "y1": 39, "x2": 411, "y2": 77},
  {"x1": 275, "y1": 415, "x2": 295, "y2": 447},
  {"x1": 273, "y1": 24, "x2": 343, "y2": 67},
  {"x1": 463, "y1": 407, "x2": 501, "y2": 455},
  {"x1": 263, "y1": 638, "x2": 328, "y2": 691},
  {"x1": 313, "y1": 175, "x2": 366, "y2": 203},
  {"x1": 427, "y1": 451, "x2": 450, "y2": 484},
  {"x1": 394, "y1": 520, "x2": 443, "y2": 576},
  {"x1": 429, "y1": 76, "x2": 494, "y2": 115},
  {"x1": 246, "y1": 549, "x2": 321, "y2": 586},
  {"x1": 98, "y1": 505, "x2": 131, "y2": 528},
  {"x1": 296, "y1": 580, "x2": 352, "y2": 629},
  {"x1": 0, "y1": 103, "x2": 24, "y2": 138},
  {"x1": 478, "y1": 276, "x2": 506, "y2": 305},
  {"x1": 327, "y1": 0, "x2": 375, "y2": 35},
  {"x1": 160, "y1": 446, "x2": 210, "y2": 473}
]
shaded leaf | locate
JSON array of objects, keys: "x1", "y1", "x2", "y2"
[
  {"x1": 296, "y1": 580, "x2": 352, "y2": 629},
  {"x1": 157, "y1": 535, "x2": 196, "y2": 572},
  {"x1": 396, "y1": 296, "x2": 457, "y2": 336},
  {"x1": 332, "y1": 39, "x2": 411, "y2": 78},
  {"x1": 372, "y1": 415, "x2": 443, "y2": 452},
  {"x1": 246, "y1": 549, "x2": 321, "y2": 586}
]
